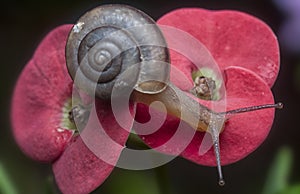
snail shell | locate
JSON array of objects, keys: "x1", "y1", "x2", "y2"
[{"x1": 66, "y1": 4, "x2": 170, "y2": 99}]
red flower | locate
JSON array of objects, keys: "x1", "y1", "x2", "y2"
[
  {"x1": 11, "y1": 25, "x2": 134, "y2": 194},
  {"x1": 11, "y1": 6, "x2": 281, "y2": 192},
  {"x1": 135, "y1": 8, "x2": 280, "y2": 167}
]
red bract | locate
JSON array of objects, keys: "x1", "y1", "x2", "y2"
[
  {"x1": 135, "y1": 8, "x2": 279, "y2": 166},
  {"x1": 158, "y1": 8, "x2": 280, "y2": 87},
  {"x1": 11, "y1": 25, "x2": 133, "y2": 194},
  {"x1": 11, "y1": 25, "x2": 74, "y2": 162}
]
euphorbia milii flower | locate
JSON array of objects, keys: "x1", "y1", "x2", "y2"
[
  {"x1": 11, "y1": 25, "x2": 134, "y2": 194},
  {"x1": 11, "y1": 5, "x2": 282, "y2": 192},
  {"x1": 135, "y1": 7, "x2": 280, "y2": 180}
]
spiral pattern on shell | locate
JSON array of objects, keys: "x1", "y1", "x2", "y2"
[{"x1": 66, "y1": 4, "x2": 170, "y2": 99}]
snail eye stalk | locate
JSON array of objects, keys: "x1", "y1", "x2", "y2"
[
  {"x1": 221, "y1": 102, "x2": 283, "y2": 116},
  {"x1": 210, "y1": 102, "x2": 283, "y2": 186}
]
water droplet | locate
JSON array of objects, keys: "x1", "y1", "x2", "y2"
[
  {"x1": 73, "y1": 22, "x2": 85, "y2": 33},
  {"x1": 57, "y1": 128, "x2": 65, "y2": 133}
]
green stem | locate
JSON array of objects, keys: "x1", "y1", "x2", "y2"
[
  {"x1": 126, "y1": 132, "x2": 173, "y2": 194},
  {"x1": 45, "y1": 174, "x2": 58, "y2": 194},
  {"x1": 0, "y1": 162, "x2": 18, "y2": 194},
  {"x1": 154, "y1": 165, "x2": 173, "y2": 194}
]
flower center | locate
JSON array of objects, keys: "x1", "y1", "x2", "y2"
[
  {"x1": 61, "y1": 99, "x2": 77, "y2": 131},
  {"x1": 60, "y1": 98, "x2": 91, "y2": 132},
  {"x1": 190, "y1": 67, "x2": 222, "y2": 100},
  {"x1": 68, "y1": 104, "x2": 90, "y2": 130},
  {"x1": 191, "y1": 76, "x2": 216, "y2": 99}
]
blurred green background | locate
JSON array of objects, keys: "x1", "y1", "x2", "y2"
[{"x1": 1, "y1": 0, "x2": 300, "y2": 194}]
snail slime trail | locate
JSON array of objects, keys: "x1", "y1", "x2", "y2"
[{"x1": 65, "y1": 4, "x2": 283, "y2": 186}]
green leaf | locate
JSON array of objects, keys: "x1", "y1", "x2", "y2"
[
  {"x1": 279, "y1": 184, "x2": 300, "y2": 194},
  {"x1": 0, "y1": 162, "x2": 18, "y2": 194},
  {"x1": 262, "y1": 147, "x2": 293, "y2": 194}
]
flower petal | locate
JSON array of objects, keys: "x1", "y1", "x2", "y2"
[
  {"x1": 135, "y1": 66, "x2": 275, "y2": 165},
  {"x1": 157, "y1": 8, "x2": 280, "y2": 87},
  {"x1": 11, "y1": 25, "x2": 74, "y2": 162},
  {"x1": 53, "y1": 99, "x2": 134, "y2": 194},
  {"x1": 52, "y1": 135, "x2": 115, "y2": 194}
]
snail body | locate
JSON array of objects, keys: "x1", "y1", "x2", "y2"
[{"x1": 66, "y1": 4, "x2": 215, "y2": 132}]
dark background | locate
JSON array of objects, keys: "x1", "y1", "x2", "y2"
[{"x1": 1, "y1": 0, "x2": 299, "y2": 194}]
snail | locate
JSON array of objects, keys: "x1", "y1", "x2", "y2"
[{"x1": 65, "y1": 4, "x2": 283, "y2": 186}]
